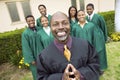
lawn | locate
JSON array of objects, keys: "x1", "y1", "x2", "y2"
[
  {"x1": 0, "y1": 41, "x2": 120, "y2": 80},
  {"x1": 100, "y1": 41, "x2": 120, "y2": 80}
]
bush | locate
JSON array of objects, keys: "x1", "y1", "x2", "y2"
[
  {"x1": 99, "y1": 11, "x2": 115, "y2": 36},
  {"x1": 9, "y1": 50, "x2": 22, "y2": 65},
  {"x1": 0, "y1": 28, "x2": 25, "y2": 65}
]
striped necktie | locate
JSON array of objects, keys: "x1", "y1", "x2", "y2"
[
  {"x1": 64, "y1": 45, "x2": 71, "y2": 61},
  {"x1": 88, "y1": 16, "x2": 91, "y2": 21}
]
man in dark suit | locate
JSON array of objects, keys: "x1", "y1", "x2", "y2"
[{"x1": 37, "y1": 11, "x2": 100, "y2": 80}]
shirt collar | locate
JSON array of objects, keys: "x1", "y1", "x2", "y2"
[
  {"x1": 43, "y1": 26, "x2": 50, "y2": 30},
  {"x1": 54, "y1": 36, "x2": 72, "y2": 52},
  {"x1": 88, "y1": 11, "x2": 95, "y2": 19},
  {"x1": 77, "y1": 20, "x2": 88, "y2": 24},
  {"x1": 46, "y1": 14, "x2": 50, "y2": 17},
  {"x1": 29, "y1": 26, "x2": 36, "y2": 31},
  {"x1": 43, "y1": 26, "x2": 50, "y2": 35},
  {"x1": 77, "y1": 21, "x2": 88, "y2": 28}
]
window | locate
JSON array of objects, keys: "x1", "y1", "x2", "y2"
[
  {"x1": 6, "y1": 1, "x2": 32, "y2": 23},
  {"x1": 21, "y1": 1, "x2": 32, "y2": 18},
  {"x1": 6, "y1": 2, "x2": 20, "y2": 22},
  {"x1": 71, "y1": 0, "x2": 85, "y2": 10}
]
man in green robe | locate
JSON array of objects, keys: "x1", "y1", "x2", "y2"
[
  {"x1": 72, "y1": 10, "x2": 107, "y2": 74},
  {"x1": 86, "y1": 3, "x2": 108, "y2": 73},
  {"x1": 86, "y1": 3, "x2": 107, "y2": 42},
  {"x1": 22, "y1": 15, "x2": 43, "y2": 80},
  {"x1": 36, "y1": 4, "x2": 51, "y2": 28}
]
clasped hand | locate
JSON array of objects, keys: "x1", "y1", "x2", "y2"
[{"x1": 63, "y1": 64, "x2": 80, "y2": 80}]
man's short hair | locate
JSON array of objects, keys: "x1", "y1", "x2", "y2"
[
  {"x1": 25, "y1": 15, "x2": 34, "y2": 21},
  {"x1": 86, "y1": 3, "x2": 94, "y2": 9},
  {"x1": 40, "y1": 16, "x2": 48, "y2": 22},
  {"x1": 38, "y1": 4, "x2": 46, "y2": 9}
]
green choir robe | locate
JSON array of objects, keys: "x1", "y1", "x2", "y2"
[
  {"x1": 36, "y1": 14, "x2": 51, "y2": 28},
  {"x1": 72, "y1": 22, "x2": 95, "y2": 45},
  {"x1": 86, "y1": 13, "x2": 107, "y2": 41},
  {"x1": 22, "y1": 27, "x2": 43, "y2": 80},
  {"x1": 70, "y1": 19, "x2": 78, "y2": 35},
  {"x1": 72, "y1": 22, "x2": 107, "y2": 70},
  {"x1": 37, "y1": 28, "x2": 54, "y2": 49}
]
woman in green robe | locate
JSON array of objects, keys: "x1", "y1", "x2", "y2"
[
  {"x1": 72, "y1": 10, "x2": 95, "y2": 45},
  {"x1": 68, "y1": 6, "x2": 78, "y2": 34},
  {"x1": 37, "y1": 16, "x2": 54, "y2": 49},
  {"x1": 72, "y1": 10, "x2": 107, "y2": 72},
  {"x1": 36, "y1": 15, "x2": 51, "y2": 28},
  {"x1": 22, "y1": 15, "x2": 43, "y2": 80}
]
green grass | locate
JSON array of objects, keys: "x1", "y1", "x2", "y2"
[
  {"x1": 100, "y1": 41, "x2": 120, "y2": 80},
  {"x1": 21, "y1": 72, "x2": 33, "y2": 80}
]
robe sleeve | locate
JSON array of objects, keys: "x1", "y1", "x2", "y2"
[
  {"x1": 78, "y1": 43, "x2": 100, "y2": 80},
  {"x1": 22, "y1": 33, "x2": 35, "y2": 64},
  {"x1": 36, "y1": 19, "x2": 39, "y2": 27},
  {"x1": 98, "y1": 16, "x2": 107, "y2": 41},
  {"x1": 71, "y1": 25, "x2": 76, "y2": 37},
  {"x1": 36, "y1": 18, "x2": 42, "y2": 27},
  {"x1": 37, "y1": 54, "x2": 63, "y2": 80}
]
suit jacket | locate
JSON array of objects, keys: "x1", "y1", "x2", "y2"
[{"x1": 37, "y1": 37, "x2": 100, "y2": 80}]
